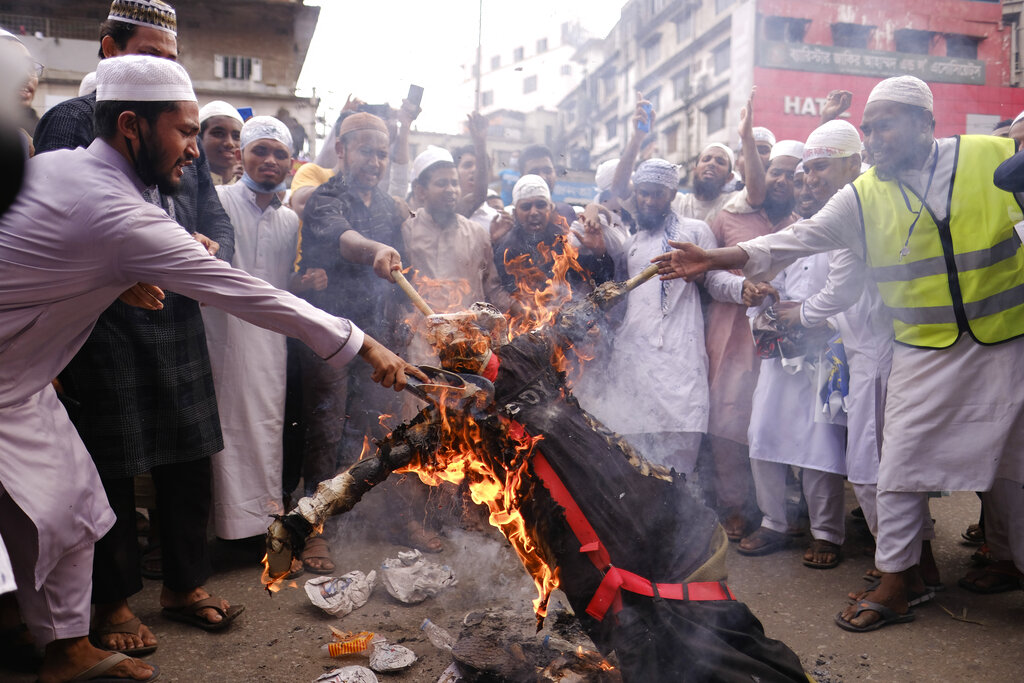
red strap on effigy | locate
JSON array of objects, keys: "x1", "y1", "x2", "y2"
[{"x1": 530, "y1": 451, "x2": 735, "y2": 622}]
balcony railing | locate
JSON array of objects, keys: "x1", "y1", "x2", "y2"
[{"x1": 0, "y1": 13, "x2": 98, "y2": 41}]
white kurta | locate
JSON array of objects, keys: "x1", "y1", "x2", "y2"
[
  {"x1": 205, "y1": 183, "x2": 299, "y2": 539},
  {"x1": 738, "y1": 137, "x2": 1024, "y2": 492},
  {"x1": 747, "y1": 253, "x2": 846, "y2": 474},
  {"x1": 801, "y1": 249, "x2": 894, "y2": 485},
  {"x1": 0, "y1": 140, "x2": 363, "y2": 588},
  {"x1": 586, "y1": 216, "x2": 743, "y2": 443}
]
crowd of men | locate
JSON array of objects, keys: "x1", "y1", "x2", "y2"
[{"x1": 1, "y1": 1, "x2": 1023, "y2": 682}]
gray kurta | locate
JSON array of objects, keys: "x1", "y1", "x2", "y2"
[{"x1": 0, "y1": 140, "x2": 363, "y2": 587}]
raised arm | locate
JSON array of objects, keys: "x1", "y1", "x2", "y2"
[
  {"x1": 738, "y1": 89, "x2": 765, "y2": 208},
  {"x1": 611, "y1": 92, "x2": 653, "y2": 201},
  {"x1": 457, "y1": 112, "x2": 490, "y2": 217}
]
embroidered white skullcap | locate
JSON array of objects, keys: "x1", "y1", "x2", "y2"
[
  {"x1": 95, "y1": 54, "x2": 195, "y2": 102},
  {"x1": 769, "y1": 139, "x2": 804, "y2": 162},
  {"x1": 107, "y1": 0, "x2": 177, "y2": 36},
  {"x1": 412, "y1": 145, "x2": 454, "y2": 182},
  {"x1": 78, "y1": 71, "x2": 97, "y2": 97},
  {"x1": 752, "y1": 126, "x2": 776, "y2": 147},
  {"x1": 199, "y1": 100, "x2": 243, "y2": 126},
  {"x1": 866, "y1": 75, "x2": 933, "y2": 113},
  {"x1": 803, "y1": 120, "x2": 862, "y2": 162},
  {"x1": 633, "y1": 158, "x2": 680, "y2": 189},
  {"x1": 594, "y1": 158, "x2": 619, "y2": 192},
  {"x1": 512, "y1": 174, "x2": 550, "y2": 204},
  {"x1": 701, "y1": 142, "x2": 735, "y2": 169},
  {"x1": 240, "y1": 115, "x2": 292, "y2": 151}
]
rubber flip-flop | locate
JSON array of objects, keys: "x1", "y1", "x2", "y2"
[
  {"x1": 834, "y1": 600, "x2": 914, "y2": 633},
  {"x1": 802, "y1": 539, "x2": 842, "y2": 569},
  {"x1": 737, "y1": 528, "x2": 788, "y2": 556},
  {"x1": 958, "y1": 566, "x2": 1023, "y2": 594},
  {"x1": 88, "y1": 616, "x2": 157, "y2": 657},
  {"x1": 161, "y1": 597, "x2": 244, "y2": 632},
  {"x1": 68, "y1": 652, "x2": 159, "y2": 682}
]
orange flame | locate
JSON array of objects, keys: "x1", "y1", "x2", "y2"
[
  {"x1": 260, "y1": 553, "x2": 297, "y2": 594},
  {"x1": 395, "y1": 390, "x2": 560, "y2": 617},
  {"x1": 503, "y1": 233, "x2": 594, "y2": 384}
]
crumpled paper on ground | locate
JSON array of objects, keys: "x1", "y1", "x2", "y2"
[
  {"x1": 368, "y1": 641, "x2": 417, "y2": 672},
  {"x1": 379, "y1": 549, "x2": 457, "y2": 604},
  {"x1": 314, "y1": 666, "x2": 378, "y2": 683},
  {"x1": 305, "y1": 570, "x2": 376, "y2": 616}
]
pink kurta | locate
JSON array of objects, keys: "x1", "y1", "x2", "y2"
[{"x1": 705, "y1": 208, "x2": 798, "y2": 443}]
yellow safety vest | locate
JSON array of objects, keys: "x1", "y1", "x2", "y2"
[{"x1": 853, "y1": 135, "x2": 1024, "y2": 348}]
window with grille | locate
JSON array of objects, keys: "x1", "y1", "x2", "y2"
[{"x1": 215, "y1": 55, "x2": 262, "y2": 81}]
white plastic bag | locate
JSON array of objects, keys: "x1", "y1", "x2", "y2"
[
  {"x1": 379, "y1": 550, "x2": 456, "y2": 604},
  {"x1": 304, "y1": 570, "x2": 376, "y2": 617}
]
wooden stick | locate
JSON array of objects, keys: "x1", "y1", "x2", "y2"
[
  {"x1": 392, "y1": 270, "x2": 434, "y2": 316},
  {"x1": 623, "y1": 263, "x2": 660, "y2": 292}
]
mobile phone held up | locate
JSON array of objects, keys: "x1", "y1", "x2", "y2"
[
  {"x1": 407, "y1": 84, "x2": 424, "y2": 107},
  {"x1": 637, "y1": 103, "x2": 653, "y2": 133}
]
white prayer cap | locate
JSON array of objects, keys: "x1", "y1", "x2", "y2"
[
  {"x1": 803, "y1": 120, "x2": 862, "y2": 162},
  {"x1": 866, "y1": 75, "x2": 933, "y2": 112},
  {"x1": 240, "y1": 115, "x2": 292, "y2": 151},
  {"x1": 633, "y1": 158, "x2": 680, "y2": 189},
  {"x1": 412, "y1": 145, "x2": 454, "y2": 183},
  {"x1": 769, "y1": 139, "x2": 804, "y2": 162},
  {"x1": 199, "y1": 100, "x2": 243, "y2": 126},
  {"x1": 1012, "y1": 110, "x2": 1024, "y2": 127},
  {"x1": 795, "y1": 161, "x2": 805, "y2": 176},
  {"x1": 701, "y1": 142, "x2": 735, "y2": 169},
  {"x1": 752, "y1": 126, "x2": 776, "y2": 147},
  {"x1": 512, "y1": 174, "x2": 550, "y2": 204},
  {"x1": 107, "y1": 0, "x2": 177, "y2": 36},
  {"x1": 95, "y1": 54, "x2": 194, "y2": 102},
  {"x1": 0, "y1": 26, "x2": 22, "y2": 43},
  {"x1": 594, "y1": 158, "x2": 619, "y2": 192},
  {"x1": 78, "y1": 71, "x2": 97, "y2": 97}
]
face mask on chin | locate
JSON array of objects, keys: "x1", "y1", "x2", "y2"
[{"x1": 239, "y1": 171, "x2": 286, "y2": 194}]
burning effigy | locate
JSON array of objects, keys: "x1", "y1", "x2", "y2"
[{"x1": 265, "y1": 236, "x2": 807, "y2": 682}]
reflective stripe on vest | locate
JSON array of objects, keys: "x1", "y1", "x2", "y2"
[{"x1": 854, "y1": 135, "x2": 1024, "y2": 348}]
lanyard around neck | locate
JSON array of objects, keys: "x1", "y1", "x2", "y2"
[{"x1": 895, "y1": 141, "x2": 940, "y2": 263}]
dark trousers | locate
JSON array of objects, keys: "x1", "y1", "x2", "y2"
[{"x1": 91, "y1": 457, "x2": 212, "y2": 603}]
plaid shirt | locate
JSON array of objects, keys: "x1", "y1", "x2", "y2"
[
  {"x1": 301, "y1": 173, "x2": 407, "y2": 340},
  {"x1": 36, "y1": 93, "x2": 229, "y2": 476}
]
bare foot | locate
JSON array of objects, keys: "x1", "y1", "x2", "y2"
[
  {"x1": 92, "y1": 601, "x2": 157, "y2": 652},
  {"x1": 38, "y1": 637, "x2": 154, "y2": 683},
  {"x1": 160, "y1": 586, "x2": 229, "y2": 627}
]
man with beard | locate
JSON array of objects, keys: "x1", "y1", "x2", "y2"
[
  {"x1": 492, "y1": 174, "x2": 613, "y2": 295},
  {"x1": 299, "y1": 112, "x2": 434, "y2": 561},
  {"x1": 517, "y1": 144, "x2": 578, "y2": 227},
  {"x1": 584, "y1": 159, "x2": 744, "y2": 477},
  {"x1": 31, "y1": 0, "x2": 239, "y2": 655},
  {"x1": 611, "y1": 93, "x2": 766, "y2": 227},
  {"x1": 203, "y1": 116, "x2": 328, "y2": 555},
  {"x1": 703, "y1": 140, "x2": 804, "y2": 542},
  {"x1": 0, "y1": 55, "x2": 419, "y2": 683},
  {"x1": 655, "y1": 75, "x2": 1024, "y2": 632}
]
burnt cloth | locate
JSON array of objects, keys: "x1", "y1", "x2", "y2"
[
  {"x1": 37, "y1": 92, "x2": 232, "y2": 476},
  {"x1": 493, "y1": 332, "x2": 807, "y2": 682}
]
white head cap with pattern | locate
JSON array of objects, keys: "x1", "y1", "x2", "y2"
[
  {"x1": 512, "y1": 174, "x2": 551, "y2": 204},
  {"x1": 95, "y1": 54, "x2": 195, "y2": 102},
  {"x1": 803, "y1": 120, "x2": 862, "y2": 162},
  {"x1": 240, "y1": 115, "x2": 293, "y2": 151},
  {"x1": 412, "y1": 145, "x2": 454, "y2": 183},
  {"x1": 866, "y1": 75, "x2": 933, "y2": 112},
  {"x1": 199, "y1": 100, "x2": 243, "y2": 126}
]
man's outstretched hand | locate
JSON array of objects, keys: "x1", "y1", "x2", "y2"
[
  {"x1": 358, "y1": 335, "x2": 428, "y2": 391},
  {"x1": 651, "y1": 240, "x2": 712, "y2": 281}
]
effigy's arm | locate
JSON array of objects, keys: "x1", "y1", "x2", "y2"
[{"x1": 264, "y1": 411, "x2": 434, "y2": 581}]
